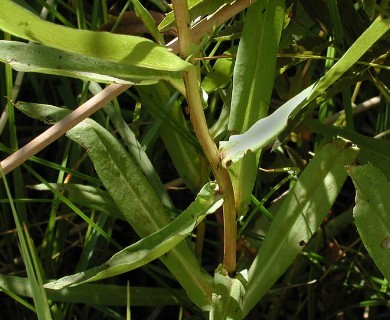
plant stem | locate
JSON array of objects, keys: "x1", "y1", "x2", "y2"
[{"x1": 171, "y1": 0, "x2": 237, "y2": 273}]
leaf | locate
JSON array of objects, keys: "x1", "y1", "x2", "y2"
[
  {"x1": 201, "y1": 46, "x2": 237, "y2": 93},
  {"x1": 219, "y1": 15, "x2": 390, "y2": 167},
  {"x1": 136, "y1": 83, "x2": 201, "y2": 192},
  {"x1": 305, "y1": 120, "x2": 390, "y2": 179},
  {"x1": 0, "y1": 40, "x2": 185, "y2": 88},
  {"x1": 65, "y1": 119, "x2": 213, "y2": 309},
  {"x1": 158, "y1": 0, "x2": 234, "y2": 32},
  {"x1": 0, "y1": 0, "x2": 191, "y2": 73},
  {"x1": 0, "y1": 274, "x2": 186, "y2": 306},
  {"x1": 347, "y1": 163, "x2": 390, "y2": 281},
  {"x1": 88, "y1": 83, "x2": 174, "y2": 208},
  {"x1": 44, "y1": 182, "x2": 223, "y2": 289},
  {"x1": 131, "y1": 0, "x2": 165, "y2": 45},
  {"x1": 242, "y1": 139, "x2": 359, "y2": 316},
  {"x1": 15, "y1": 101, "x2": 71, "y2": 124},
  {"x1": 210, "y1": 266, "x2": 247, "y2": 320},
  {"x1": 27, "y1": 183, "x2": 123, "y2": 220},
  {"x1": 227, "y1": 0, "x2": 285, "y2": 215}
]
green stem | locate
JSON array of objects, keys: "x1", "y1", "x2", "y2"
[{"x1": 171, "y1": 0, "x2": 237, "y2": 273}]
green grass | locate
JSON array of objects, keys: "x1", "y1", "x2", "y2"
[{"x1": 0, "y1": 0, "x2": 389, "y2": 319}]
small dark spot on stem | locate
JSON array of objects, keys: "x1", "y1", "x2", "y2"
[
  {"x1": 262, "y1": 8, "x2": 266, "y2": 14},
  {"x1": 299, "y1": 240, "x2": 306, "y2": 247}
]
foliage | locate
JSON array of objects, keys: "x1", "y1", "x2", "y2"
[{"x1": 0, "y1": 0, "x2": 389, "y2": 319}]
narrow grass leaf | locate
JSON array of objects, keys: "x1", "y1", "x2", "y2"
[
  {"x1": 347, "y1": 163, "x2": 390, "y2": 281},
  {"x1": 28, "y1": 183, "x2": 123, "y2": 220},
  {"x1": 0, "y1": 274, "x2": 185, "y2": 306},
  {"x1": 66, "y1": 119, "x2": 213, "y2": 309},
  {"x1": 44, "y1": 182, "x2": 222, "y2": 288},
  {"x1": 158, "y1": 0, "x2": 234, "y2": 32},
  {"x1": 131, "y1": 0, "x2": 165, "y2": 45},
  {"x1": 220, "y1": 15, "x2": 389, "y2": 167},
  {"x1": 0, "y1": 0, "x2": 191, "y2": 73},
  {"x1": 243, "y1": 139, "x2": 359, "y2": 316},
  {"x1": 0, "y1": 170, "x2": 52, "y2": 319}
]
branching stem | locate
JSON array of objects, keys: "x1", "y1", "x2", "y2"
[{"x1": 171, "y1": 0, "x2": 237, "y2": 273}]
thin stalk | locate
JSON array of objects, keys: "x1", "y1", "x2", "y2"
[
  {"x1": 171, "y1": 0, "x2": 236, "y2": 273},
  {"x1": 0, "y1": 84, "x2": 130, "y2": 175}
]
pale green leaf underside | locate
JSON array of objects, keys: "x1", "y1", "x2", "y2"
[
  {"x1": 210, "y1": 266, "x2": 247, "y2": 320},
  {"x1": 347, "y1": 163, "x2": 390, "y2": 281},
  {"x1": 219, "y1": 15, "x2": 389, "y2": 167},
  {"x1": 243, "y1": 139, "x2": 359, "y2": 316},
  {"x1": 44, "y1": 182, "x2": 223, "y2": 289},
  {"x1": 0, "y1": 0, "x2": 191, "y2": 72},
  {"x1": 0, "y1": 40, "x2": 184, "y2": 86}
]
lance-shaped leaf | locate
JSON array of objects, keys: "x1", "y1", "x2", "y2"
[
  {"x1": 44, "y1": 182, "x2": 223, "y2": 289},
  {"x1": 65, "y1": 118, "x2": 213, "y2": 309},
  {"x1": 242, "y1": 139, "x2": 359, "y2": 316},
  {"x1": 0, "y1": 0, "x2": 191, "y2": 73},
  {"x1": 347, "y1": 163, "x2": 390, "y2": 282},
  {"x1": 219, "y1": 15, "x2": 389, "y2": 167},
  {"x1": 0, "y1": 41, "x2": 185, "y2": 93},
  {"x1": 227, "y1": 0, "x2": 285, "y2": 215}
]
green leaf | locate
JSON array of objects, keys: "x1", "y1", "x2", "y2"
[
  {"x1": 242, "y1": 139, "x2": 359, "y2": 316},
  {"x1": 0, "y1": 0, "x2": 191, "y2": 73},
  {"x1": 88, "y1": 83, "x2": 174, "y2": 208},
  {"x1": 210, "y1": 266, "x2": 247, "y2": 320},
  {"x1": 65, "y1": 118, "x2": 213, "y2": 309},
  {"x1": 27, "y1": 183, "x2": 123, "y2": 220},
  {"x1": 201, "y1": 46, "x2": 237, "y2": 93},
  {"x1": 44, "y1": 182, "x2": 223, "y2": 289},
  {"x1": 219, "y1": 15, "x2": 390, "y2": 167},
  {"x1": 229, "y1": 0, "x2": 285, "y2": 133},
  {"x1": 0, "y1": 40, "x2": 185, "y2": 88},
  {"x1": 15, "y1": 101, "x2": 71, "y2": 124},
  {"x1": 131, "y1": 0, "x2": 165, "y2": 45},
  {"x1": 0, "y1": 274, "x2": 186, "y2": 307},
  {"x1": 136, "y1": 83, "x2": 201, "y2": 192},
  {"x1": 347, "y1": 163, "x2": 390, "y2": 282},
  {"x1": 158, "y1": 0, "x2": 234, "y2": 32},
  {"x1": 227, "y1": 0, "x2": 285, "y2": 215},
  {"x1": 305, "y1": 120, "x2": 390, "y2": 179}
]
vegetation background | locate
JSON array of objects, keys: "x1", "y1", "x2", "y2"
[{"x1": 0, "y1": 0, "x2": 389, "y2": 319}]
